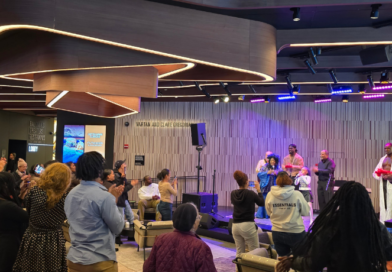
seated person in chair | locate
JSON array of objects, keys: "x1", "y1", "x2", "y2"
[{"x1": 138, "y1": 175, "x2": 160, "y2": 221}]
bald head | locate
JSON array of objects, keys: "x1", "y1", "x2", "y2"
[
  {"x1": 265, "y1": 151, "x2": 272, "y2": 160},
  {"x1": 320, "y1": 150, "x2": 329, "y2": 160}
]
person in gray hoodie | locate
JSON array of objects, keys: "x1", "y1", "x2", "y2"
[{"x1": 265, "y1": 171, "x2": 309, "y2": 256}]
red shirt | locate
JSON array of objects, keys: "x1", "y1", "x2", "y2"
[{"x1": 143, "y1": 230, "x2": 217, "y2": 272}]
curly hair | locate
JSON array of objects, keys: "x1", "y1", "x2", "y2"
[
  {"x1": 38, "y1": 163, "x2": 71, "y2": 209},
  {"x1": 233, "y1": 170, "x2": 248, "y2": 187},
  {"x1": 266, "y1": 153, "x2": 280, "y2": 169}
]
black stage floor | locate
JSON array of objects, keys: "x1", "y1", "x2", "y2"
[{"x1": 196, "y1": 206, "x2": 317, "y2": 243}]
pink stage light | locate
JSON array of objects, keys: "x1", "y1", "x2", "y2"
[
  {"x1": 250, "y1": 98, "x2": 265, "y2": 103},
  {"x1": 372, "y1": 85, "x2": 392, "y2": 91},
  {"x1": 314, "y1": 98, "x2": 332, "y2": 103},
  {"x1": 363, "y1": 94, "x2": 385, "y2": 99}
]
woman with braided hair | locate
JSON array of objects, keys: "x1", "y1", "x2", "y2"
[{"x1": 277, "y1": 181, "x2": 392, "y2": 272}]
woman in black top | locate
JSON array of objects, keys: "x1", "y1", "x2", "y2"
[
  {"x1": 231, "y1": 170, "x2": 265, "y2": 257},
  {"x1": 0, "y1": 172, "x2": 29, "y2": 272},
  {"x1": 5, "y1": 153, "x2": 17, "y2": 173}
]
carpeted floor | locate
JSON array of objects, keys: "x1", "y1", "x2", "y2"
[{"x1": 213, "y1": 256, "x2": 237, "y2": 272}]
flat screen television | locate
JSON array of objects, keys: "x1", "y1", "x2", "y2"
[{"x1": 63, "y1": 125, "x2": 85, "y2": 163}]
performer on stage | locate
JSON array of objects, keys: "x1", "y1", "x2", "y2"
[
  {"x1": 256, "y1": 151, "x2": 272, "y2": 172},
  {"x1": 282, "y1": 144, "x2": 304, "y2": 189},
  {"x1": 256, "y1": 153, "x2": 281, "y2": 219},
  {"x1": 372, "y1": 143, "x2": 392, "y2": 223},
  {"x1": 312, "y1": 150, "x2": 335, "y2": 212}
]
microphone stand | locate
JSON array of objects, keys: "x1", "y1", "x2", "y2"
[
  {"x1": 196, "y1": 133, "x2": 207, "y2": 194},
  {"x1": 210, "y1": 169, "x2": 224, "y2": 218}
]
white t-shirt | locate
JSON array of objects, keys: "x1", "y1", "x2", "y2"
[{"x1": 138, "y1": 183, "x2": 160, "y2": 200}]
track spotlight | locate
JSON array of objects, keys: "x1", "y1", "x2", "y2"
[
  {"x1": 290, "y1": 8, "x2": 300, "y2": 21},
  {"x1": 380, "y1": 70, "x2": 389, "y2": 83},
  {"x1": 308, "y1": 48, "x2": 318, "y2": 65},
  {"x1": 194, "y1": 81, "x2": 202, "y2": 91},
  {"x1": 285, "y1": 75, "x2": 294, "y2": 90},
  {"x1": 238, "y1": 95, "x2": 245, "y2": 101},
  {"x1": 201, "y1": 87, "x2": 210, "y2": 98},
  {"x1": 214, "y1": 98, "x2": 220, "y2": 104},
  {"x1": 219, "y1": 82, "x2": 232, "y2": 96},
  {"x1": 223, "y1": 96, "x2": 230, "y2": 103},
  {"x1": 358, "y1": 84, "x2": 366, "y2": 94},
  {"x1": 367, "y1": 74, "x2": 375, "y2": 88},
  {"x1": 304, "y1": 59, "x2": 316, "y2": 74},
  {"x1": 248, "y1": 85, "x2": 257, "y2": 93},
  {"x1": 370, "y1": 4, "x2": 382, "y2": 19},
  {"x1": 292, "y1": 85, "x2": 300, "y2": 95},
  {"x1": 342, "y1": 95, "x2": 349, "y2": 103},
  {"x1": 179, "y1": 81, "x2": 184, "y2": 86},
  {"x1": 264, "y1": 96, "x2": 270, "y2": 103},
  {"x1": 316, "y1": 47, "x2": 322, "y2": 55},
  {"x1": 158, "y1": 90, "x2": 164, "y2": 97},
  {"x1": 327, "y1": 84, "x2": 334, "y2": 93},
  {"x1": 329, "y1": 69, "x2": 338, "y2": 84}
]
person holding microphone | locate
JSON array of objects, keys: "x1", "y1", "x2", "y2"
[
  {"x1": 157, "y1": 169, "x2": 177, "y2": 221},
  {"x1": 231, "y1": 170, "x2": 265, "y2": 257}
]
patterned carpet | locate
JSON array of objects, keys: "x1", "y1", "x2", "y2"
[{"x1": 213, "y1": 256, "x2": 237, "y2": 272}]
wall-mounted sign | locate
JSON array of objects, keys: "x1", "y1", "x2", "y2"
[
  {"x1": 135, "y1": 155, "x2": 144, "y2": 166},
  {"x1": 28, "y1": 145, "x2": 38, "y2": 152},
  {"x1": 135, "y1": 121, "x2": 198, "y2": 128},
  {"x1": 124, "y1": 144, "x2": 129, "y2": 149},
  {"x1": 29, "y1": 121, "x2": 46, "y2": 144}
]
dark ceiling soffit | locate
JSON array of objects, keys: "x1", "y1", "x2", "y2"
[{"x1": 172, "y1": 0, "x2": 392, "y2": 9}]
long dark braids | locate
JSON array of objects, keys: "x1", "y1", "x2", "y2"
[{"x1": 293, "y1": 182, "x2": 387, "y2": 272}]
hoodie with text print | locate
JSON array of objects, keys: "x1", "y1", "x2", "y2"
[{"x1": 265, "y1": 185, "x2": 309, "y2": 233}]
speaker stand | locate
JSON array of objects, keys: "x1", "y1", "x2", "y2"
[
  {"x1": 210, "y1": 169, "x2": 224, "y2": 218},
  {"x1": 196, "y1": 145, "x2": 205, "y2": 194}
]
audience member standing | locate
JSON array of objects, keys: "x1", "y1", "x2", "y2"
[
  {"x1": 157, "y1": 169, "x2": 177, "y2": 221},
  {"x1": 11, "y1": 158, "x2": 30, "y2": 197},
  {"x1": 65, "y1": 161, "x2": 77, "y2": 179},
  {"x1": 256, "y1": 151, "x2": 272, "y2": 172},
  {"x1": 102, "y1": 169, "x2": 116, "y2": 189},
  {"x1": 277, "y1": 182, "x2": 392, "y2": 272},
  {"x1": 265, "y1": 172, "x2": 309, "y2": 257},
  {"x1": 113, "y1": 160, "x2": 137, "y2": 222},
  {"x1": 256, "y1": 153, "x2": 281, "y2": 219},
  {"x1": 65, "y1": 152, "x2": 125, "y2": 272},
  {"x1": 0, "y1": 157, "x2": 7, "y2": 172},
  {"x1": 143, "y1": 203, "x2": 217, "y2": 272},
  {"x1": 29, "y1": 164, "x2": 41, "y2": 184},
  {"x1": 231, "y1": 170, "x2": 264, "y2": 257},
  {"x1": 312, "y1": 150, "x2": 335, "y2": 211},
  {"x1": 0, "y1": 173, "x2": 29, "y2": 272},
  {"x1": 13, "y1": 163, "x2": 71, "y2": 272},
  {"x1": 5, "y1": 153, "x2": 17, "y2": 173},
  {"x1": 138, "y1": 175, "x2": 160, "y2": 221},
  {"x1": 282, "y1": 144, "x2": 304, "y2": 188}
]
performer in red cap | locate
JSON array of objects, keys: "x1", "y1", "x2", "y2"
[{"x1": 373, "y1": 143, "x2": 392, "y2": 223}]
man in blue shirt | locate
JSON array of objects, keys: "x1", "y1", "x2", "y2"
[{"x1": 65, "y1": 152, "x2": 124, "y2": 272}]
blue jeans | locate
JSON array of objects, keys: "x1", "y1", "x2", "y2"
[
  {"x1": 255, "y1": 193, "x2": 269, "y2": 219},
  {"x1": 158, "y1": 201, "x2": 172, "y2": 221},
  {"x1": 272, "y1": 231, "x2": 306, "y2": 256},
  {"x1": 118, "y1": 200, "x2": 134, "y2": 224}
]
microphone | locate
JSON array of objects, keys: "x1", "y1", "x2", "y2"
[{"x1": 201, "y1": 133, "x2": 207, "y2": 145}]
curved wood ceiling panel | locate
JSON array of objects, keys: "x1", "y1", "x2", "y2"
[{"x1": 0, "y1": 0, "x2": 277, "y2": 81}]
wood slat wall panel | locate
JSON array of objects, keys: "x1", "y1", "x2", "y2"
[{"x1": 115, "y1": 102, "x2": 391, "y2": 211}]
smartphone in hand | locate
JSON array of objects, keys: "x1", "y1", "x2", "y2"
[{"x1": 249, "y1": 181, "x2": 255, "y2": 187}]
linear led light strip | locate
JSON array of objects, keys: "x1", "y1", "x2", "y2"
[
  {"x1": 0, "y1": 93, "x2": 45, "y2": 95},
  {"x1": 314, "y1": 98, "x2": 332, "y2": 103},
  {"x1": 363, "y1": 94, "x2": 385, "y2": 99},
  {"x1": 373, "y1": 85, "x2": 392, "y2": 90},
  {"x1": 47, "y1": 91, "x2": 139, "y2": 118},
  {"x1": 157, "y1": 92, "x2": 387, "y2": 98},
  {"x1": 0, "y1": 25, "x2": 274, "y2": 82},
  {"x1": 0, "y1": 100, "x2": 45, "y2": 102},
  {"x1": 0, "y1": 62, "x2": 195, "y2": 82}
]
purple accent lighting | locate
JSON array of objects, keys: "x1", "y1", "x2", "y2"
[
  {"x1": 314, "y1": 98, "x2": 332, "y2": 103},
  {"x1": 250, "y1": 98, "x2": 265, "y2": 103},
  {"x1": 373, "y1": 85, "x2": 392, "y2": 91},
  {"x1": 363, "y1": 94, "x2": 385, "y2": 99}
]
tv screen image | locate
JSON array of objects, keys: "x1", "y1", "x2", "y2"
[{"x1": 63, "y1": 125, "x2": 85, "y2": 163}]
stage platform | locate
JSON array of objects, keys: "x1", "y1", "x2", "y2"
[{"x1": 196, "y1": 206, "x2": 317, "y2": 243}]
